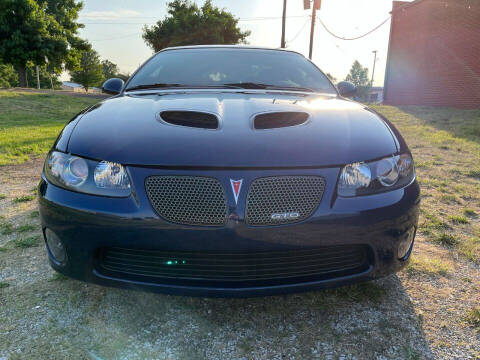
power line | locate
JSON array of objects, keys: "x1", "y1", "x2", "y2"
[
  {"x1": 81, "y1": 22, "x2": 155, "y2": 25},
  {"x1": 285, "y1": 18, "x2": 310, "y2": 46},
  {"x1": 79, "y1": 15, "x2": 160, "y2": 19},
  {"x1": 78, "y1": 15, "x2": 309, "y2": 23},
  {"x1": 316, "y1": 16, "x2": 391, "y2": 41},
  {"x1": 80, "y1": 12, "x2": 392, "y2": 43}
]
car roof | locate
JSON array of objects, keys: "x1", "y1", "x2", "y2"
[{"x1": 160, "y1": 45, "x2": 304, "y2": 57}]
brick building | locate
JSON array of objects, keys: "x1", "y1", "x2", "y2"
[{"x1": 383, "y1": 0, "x2": 480, "y2": 108}]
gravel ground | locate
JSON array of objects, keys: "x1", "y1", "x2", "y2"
[{"x1": 1, "y1": 159, "x2": 479, "y2": 359}]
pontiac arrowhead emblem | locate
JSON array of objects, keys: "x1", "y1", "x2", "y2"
[{"x1": 230, "y1": 179, "x2": 243, "y2": 205}]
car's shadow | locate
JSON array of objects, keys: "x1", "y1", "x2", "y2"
[{"x1": 58, "y1": 275, "x2": 434, "y2": 359}]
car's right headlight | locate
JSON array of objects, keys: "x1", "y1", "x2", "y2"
[
  {"x1": 337, "y1": 153, "x2": 415, "y2": 197},
  {"x1": 44, "y1": 151, "x2": 131, "y2": 197}
]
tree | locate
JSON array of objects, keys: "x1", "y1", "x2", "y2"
[
  {"x1": 325, "y1": 73, "x2": 337, "y2": 84},
  {"x1": 70, "y1": 50, "x2": 103, "y2": 91},
  {"x1": 26, "y1": 64, "x2": 61, "y2": 89},
  {"x1": 142, "y1": 0, "x2": 250, "y2": 52},
  {"x1": 345, "y1": 60, "x2": 370, "y2": 101},
  {"x1": 116, "y1": 73, "x2": 130, "y2": 82},
  {"x1": 0, "y1": 0, "x2": 88, "y2": 87},
  {"x1": 40, "y1": 0, "x2": 90, "y2": 71},
  {"x1": 0, "y1": 63, "x2": 18, "y2": 88},
  {"x1": 101, "y1": 59, "x2": 119, "y2": 80}
]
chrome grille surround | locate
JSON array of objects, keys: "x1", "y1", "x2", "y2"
[
  {"x1": 245, "y1": 176, "x2": 326, "y2": 226},
  {"x1": 145, "y1": 176, "x2": 228, "y2": 226}
]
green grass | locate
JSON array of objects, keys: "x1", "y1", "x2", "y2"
[
  {"x1": 373, "y1": 105, "x2": 480, "y2": 263},
  {"x1": 49, "y1": 272, "x2": 68, "y2": 282},
  {"x1": 464, "y1": 208, "x2": 478, "y2": 217},
  {"x1": 434, "y1": 233, "x2": 458, "y2": 246},
  {"x1": 13, "y1": 235, "x2": 41, "y2": 248},
  {"x1": 0, "y1": 281, "x2": 10, "y2": 289},
  {"x1": 13, "y1": 195, "x2": 35, "y2": 203},
  {"x1": 0, "y1": 222, "x2": 13, "y2": 235},
  {"x1": 16, "y1": 224, "x2": 37, "y2": 233},
  {"x1": 466, "y1": 169, "x2": 480, "y2": 179},
  {"x1": 464, "y1": 307, "x2": 480, "y2": 328},
  {"x1": 29, "y1": 210, "x2": 40, "y2": 218},
  {"x1": 0, "y1": 91, "x2": 98, "y2": 165},
  {"x1": 448, "y1": 215, "x2": 469, "y2": 224},
  {"x1": 459, "y1": 237, "x2": 480, "y2": 263},
  {"x1": 0, "y1": 193, "x2": 6, "y2": 200},
  {"x1": 406, "y1": 255, "x2": 451, "y2": 276}
]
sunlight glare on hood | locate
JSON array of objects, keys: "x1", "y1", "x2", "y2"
[{"x1": 297, "y1": 97, "x2": 361, "y2": 110}]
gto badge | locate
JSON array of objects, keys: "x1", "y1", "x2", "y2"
[
  {"x1": 271, "y1": 212, "x2": 300, "y2": 220},
  {"x1": 230, "y1": 179, "x2": 243, "y2": 205}
]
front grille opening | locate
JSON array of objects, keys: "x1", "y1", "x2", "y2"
[
  {"x1": 246, "y1": 176, "x2": 325, "y2": 226},
  {"x1": 145, "y1": 176, "x2": 228, "y2": 226},
  {"x1": 97, "y1": 245, "x2": 372, "y2": 288},
  {"x1": 160, "y1": 111, "x2": 219, "y2": 129},
  {"x1": 254, "y1": 112, "x2": 309, "y2": 129}
]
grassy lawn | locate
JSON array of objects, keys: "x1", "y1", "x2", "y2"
[
  {"x1": 0, "y1": 91, "x2": 98, "y2": 165},
  {"x1": 372, "y1": 105, "x2": 480, "y2": 264}
]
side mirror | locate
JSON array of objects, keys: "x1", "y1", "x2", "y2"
[
  {"x1": 337, "y1": 81, "x2": 357, "y2": 98},
  {"x1": 102, "y1": 78, "x2": 124, "y2": 95}
]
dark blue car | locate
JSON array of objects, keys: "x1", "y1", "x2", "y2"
[{"x1": 38, "y1": 46, "x2": 419, "y2": 297}]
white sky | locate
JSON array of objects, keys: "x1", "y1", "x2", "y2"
[{"x1": 71, "y1": 0, "x2": 414, "y2": 86}]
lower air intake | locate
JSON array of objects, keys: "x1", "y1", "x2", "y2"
[{"x1": 98, "y1": 245, "x2": 371, "y2": 287}]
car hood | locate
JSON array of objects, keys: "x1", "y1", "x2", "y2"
[{"x1": 67, "y1": 91, "x2": 399, "y2": 168}]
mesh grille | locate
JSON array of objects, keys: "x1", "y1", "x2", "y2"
[
  {"x1": 145, "y1": 176, "x2": 227, "y2": 226},
  {"x1": 246, "y1": 176, "x2": 325, "y2": 226}
]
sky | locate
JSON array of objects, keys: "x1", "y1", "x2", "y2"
[{"x1": 73, "y1": 0, "x2": 414, "y2": 86}]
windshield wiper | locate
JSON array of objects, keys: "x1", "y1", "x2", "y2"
[
  {"x1": 126, "y1": 83, "x2": 245, "y2": 91},
  {"x1": 224, "y1": 82, "x2": 269, "y2": 89},
  {"x1": 126, "y1": 82, "x2": 315, "y2": 92},
  {"x1": 125, "y1": 83, "x2": 182, "y2": 91},
  {"x1": 224, "y1": 82, "x2": 314, "y2": 92}
]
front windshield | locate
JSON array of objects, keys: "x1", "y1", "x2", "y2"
[{"x1": 126, "y1": 48, "x2": 337, "y2": 93}]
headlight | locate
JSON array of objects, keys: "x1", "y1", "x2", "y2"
[
  {"x1": 376, "y1": 157, "x2": 399, "y2": 187},
  {"x1": 44, "y1": 151, "x2": 131, "y2": 197},
  {"x1": 94, "y1": 161, "x2": 130, "y2": 189},
  {"x1": 338, "y1": 153, "x2": 414, "y2": 197}
]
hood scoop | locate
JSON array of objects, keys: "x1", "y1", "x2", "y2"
[
  {"x1": 160, "y1": 111, "x2": 219, "y2": 129},
  {"x1": 254, "y1": 112, "x2": 309, "y2": 129}
]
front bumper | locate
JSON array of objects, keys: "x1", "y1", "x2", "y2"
[{"x1": 38, "y1": 166, "x2": 420, "y2": 297}]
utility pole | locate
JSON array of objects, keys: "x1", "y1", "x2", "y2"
[
  {"x1": 308, "y1": 0, "x2": 321, "y2": 60},
  {"x1": 45, "y1": 56, "x2": 53, "y2": 90},
  {"x1": 371, "y1": 50, "x2": 378, "y2": 86},
  {"x1": 281, "y1": 0, "x2": 287, "y2": 48},
  {"x1": 36, "y1": 65, "x2": 40, "y2": 89}
]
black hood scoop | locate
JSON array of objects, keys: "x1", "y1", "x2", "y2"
[
  {"x1": 160, "y1": 111, "x2": 219, "y2": 129},
  {"x1": 254, "y1": 112, "x2": 309, "y2": 129}
]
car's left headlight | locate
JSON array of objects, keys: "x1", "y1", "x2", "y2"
[
  {"x1": 337, "y1": 153, "x2": 415, "y2": 197},
  {"x1": 44, "y1": 151, "x2": 131, "y2": 197}
]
